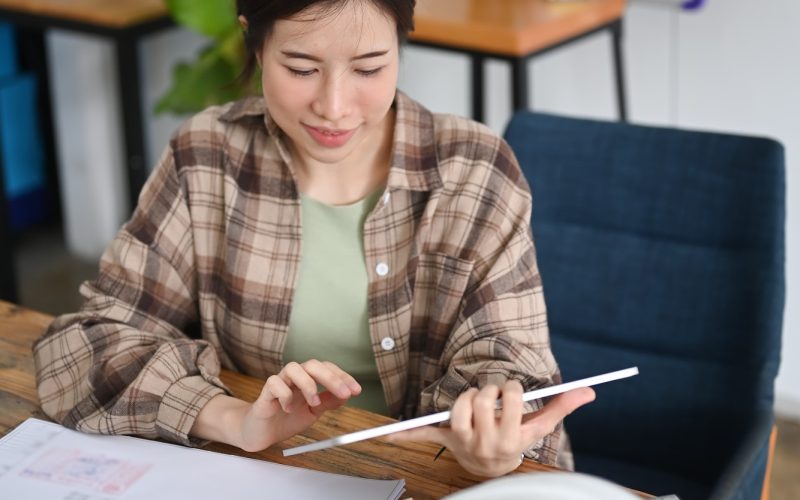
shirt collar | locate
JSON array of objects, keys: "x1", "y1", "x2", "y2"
[
  {"x1": 387, "y1": 91, "x2": 441, "y2": 192},
  {"x1": 218, "y1": 90, "x2": 441, "y2": 192}
]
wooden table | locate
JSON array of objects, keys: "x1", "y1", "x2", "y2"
[
  {"x1": 409, "y1": 0, "x2": 628, "y2": 122},
  {"x1": 0, "y1": 300, "x2": 652, "y2": 498}
]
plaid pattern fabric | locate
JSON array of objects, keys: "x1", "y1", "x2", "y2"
[{"x1": 33, "y1": 92, "x2": 564, "y2": 464}]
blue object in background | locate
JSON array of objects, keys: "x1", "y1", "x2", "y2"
[
  {"x1": 682, "y1": 0, "x2": 707, "y2": 11},
  {"x1": 0, "y1": 75, "x2": 48, "y2": 232},
  {"x1": 505, "y1": 111, "x2": 784, "y2": 500},
  {"x1": 0, "y1": 20, "x2": 48, "y2": 232},
  {"x1": 0, "y1": 22, "x2": 18, "y2": 78}
]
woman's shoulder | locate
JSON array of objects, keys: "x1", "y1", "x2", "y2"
[
  {"x1": 395, "y1": 92, "x2": 503, "y2": 159},
  {"x1": 395, "y1": 93, "x2": 531, "y2": 219},
  {"x1": 395, "y1": 92, "x2": 521, "y2": 181},
  {"x1": 432, "y1": 112, "x2": 506, "y2": 162},
  {"x1": 429, "y1": 112, "x2": 527, "y2": 196},
  {"x1": 171, "y1": 96, "x2": 267, "y2": 142}
]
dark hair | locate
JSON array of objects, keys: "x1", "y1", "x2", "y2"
[{"x1": 237, "y1": 0, "x2": 416, "y2": 84}]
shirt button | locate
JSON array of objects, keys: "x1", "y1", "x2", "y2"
[
  {"x1": 381, "y1": 337, "x2": 395, "y2": 351},
  {"x1": 376, "y1": 262, "x2": 389, "y2": 276},
  {"x1": 382, "y1": 191, "x2": 391, "y2": 205}
]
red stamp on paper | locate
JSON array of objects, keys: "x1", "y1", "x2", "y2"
[{"x1": 20, "y1": 448, "x2": 151, "y2": 495}]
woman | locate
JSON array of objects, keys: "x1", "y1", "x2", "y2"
[{"x1": 33, "y1": 0, "x2": 594, "y2": 478}]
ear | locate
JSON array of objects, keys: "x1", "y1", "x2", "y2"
[{"x1": 238, "y1": 15, "x2": 249, "y2": 34}]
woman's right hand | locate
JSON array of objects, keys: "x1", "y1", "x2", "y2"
[{"x1": 191, "y1": 359, "x2": 361, "y2": 452}]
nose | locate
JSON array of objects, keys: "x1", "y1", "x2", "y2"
[{"x1": 312, "y1": 72, "x2": 350, "y2": 123}]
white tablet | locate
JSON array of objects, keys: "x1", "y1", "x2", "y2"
[{"x1": 283, "y1": 366, "x2": 639, "y2": 457}]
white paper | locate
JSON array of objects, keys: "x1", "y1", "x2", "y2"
[{"x1": 0, "y1": 419, "x2": 405, "y2": 500}]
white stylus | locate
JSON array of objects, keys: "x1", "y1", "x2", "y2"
[{"x1": 283, "y1": 366, "x2": 639, "y2": 457}]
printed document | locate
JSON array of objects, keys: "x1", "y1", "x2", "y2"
[{"x1": 0, "y1": 418, "x2": 405, "y2": 500}]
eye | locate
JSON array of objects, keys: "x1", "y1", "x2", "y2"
[
  {"x1": 356, "y1": 67, "x2": 383, "y2": 77},
  {"x1": 287, "y1": 67, "x2": 316, "y2": 77}
]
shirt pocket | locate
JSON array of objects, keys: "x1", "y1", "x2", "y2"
[{"x1": 411, "y1": 253, "x2": 474, "y2": 357}]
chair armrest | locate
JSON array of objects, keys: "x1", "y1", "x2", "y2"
[{"x1": 709, "y1": 410, "x2": 774, "y2": 500}]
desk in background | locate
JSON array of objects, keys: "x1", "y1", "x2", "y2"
[
  {"x1": 0, "y1": 0, "x2": 173, "y2": 214},
  {"x1": 0, "y1": 300, "x2": 652, "y2": 499},
  {"x1": 410, "y1": 0, "x2": 628, "y2": 122},
  {"x1": 0, "y1": 0, "x2": 175, "y2": 302}
]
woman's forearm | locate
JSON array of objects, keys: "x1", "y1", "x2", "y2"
[{"x1": 190, "y1": 394, "x2": 251, "y2": 447}]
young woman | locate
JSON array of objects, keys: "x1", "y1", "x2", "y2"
[{"x1": 33, "y1": 0, "x2": 594, "y2": 478}]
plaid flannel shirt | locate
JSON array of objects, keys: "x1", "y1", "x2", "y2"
[{"x1": 33, "y1": 91, "x2": 565, "y2": 465}]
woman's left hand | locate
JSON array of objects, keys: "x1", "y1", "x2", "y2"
[{"x1": 387, "y1": 380, "x2": 595, "y2": 477}]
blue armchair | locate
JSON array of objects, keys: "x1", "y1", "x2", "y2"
[{"x1": 504, "y1": 112, "x2": 785, "y2": 500}]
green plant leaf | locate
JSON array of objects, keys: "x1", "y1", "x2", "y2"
[
  {"x1": 164, "y1": 0, "x2": 238, "y2": 40},
  {"x1": 155, "y1": 44, "x2": 243, "y2": 115},
  {"x1": 217, "y1": 29, "x2": 246, "y2": 66}
]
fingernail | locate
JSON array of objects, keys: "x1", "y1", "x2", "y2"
[
  {"x1": 350, "y1": 382, "x2": 362, "y2": 393},
  {"x1": 311, "y1": 394, "x2": 321, "y2": 406},
  {"x1": 338, "y1": 384, "x2": 350, "y2": 397}
]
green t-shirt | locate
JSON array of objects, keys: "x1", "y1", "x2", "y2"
[{"x1": 284, "y1": 189, "x2": 388, "y2": 414}]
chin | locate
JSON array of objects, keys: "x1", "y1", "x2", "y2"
[{"x1": 307, "y1": 148, "x2": 355, "y2": 165}]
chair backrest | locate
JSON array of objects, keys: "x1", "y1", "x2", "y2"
[{"x1": 504, "y1": 112, "x2": 785, "y2": 491}]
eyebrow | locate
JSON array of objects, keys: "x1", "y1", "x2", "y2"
[{"x1": 280, "y1": 50, "x2": 389, "y2": 62}]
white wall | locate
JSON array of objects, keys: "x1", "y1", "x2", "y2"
[
  {"x1": 46, "y1": 31, "x2": 127, "y2": 260},
  {"x1": 140, "y1": 28, "x2": 208, "y2": 169},
  {"x1": 672, "y1": 0, "x2": 800, "y2": 419},
  {"x1": 48, "y1": 0, "x2": 799, "y2": 417},
  {"x1": 44, "y1": 27, "x2": 207, "y2": 258}
]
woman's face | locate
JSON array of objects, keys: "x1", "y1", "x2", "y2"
[{"x1": 259, "y1": 1, "x2": 399, "y2": 169}]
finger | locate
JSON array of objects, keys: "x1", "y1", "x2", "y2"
[
  {"x1": 320, "y1": 361, "x2": 362, "y2": 394},
  {"x1": 472, "y1": 384, "x2": 501, "y2": 446},
  {"x1": 300, "y1": 359, "x2": 353, "y2": 399},
  {"x1": 386, "y1": 425, "x2": 449, "y2": 445},
  {"x1": 251, "y1": 377, "x2": 282, "y2": 417},
  {"x1": 499, "y1": 379, "x2": 524, "y2": 442},
  {"x1": 450, "y1": 388, "x2": 479, "y2": 443},
  {"x1": 521, "y1": 387, "x2": 595, "y2": 443},
  {"x1": 280, "y1": 362, "x2": 322, "y2": 406},
  {"x1": 285, "y1": 386, "x2": 311, "y2": 413},
  {"x1": 310, "y1": 391, "x2": 347, "y2": 417},
  {"x1": 265, "y1": 375, "x2": 295, "y2": 413}
]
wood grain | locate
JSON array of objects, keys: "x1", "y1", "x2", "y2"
[
  {"x1": 0, "y1": 0, "x2": 168, "y2": 28},
  {"x1": 0, "y1": 1, "x2": 625, "y2": 55},
  {"x1": 0, "y1": 300, "x2": 650, "y2": 498},
  {"x1": 410, "y1": 0, "x2": 626, "y2": 56}
]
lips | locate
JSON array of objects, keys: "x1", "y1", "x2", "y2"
[{"x1": 302, "y1": 124, "x2": 357, "y2": 148}]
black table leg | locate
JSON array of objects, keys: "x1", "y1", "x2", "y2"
[
  {"x1": 470, "y1": 53, "x2": 485, "y2": 123},
  {"x1": 16, "y1": 28, "x2": 62, "y2": 225},
  {"x1": 115, "y1": 32, "x2": 148, "y2": 214},
  {"x1": 0, "y1": 138, "x2": 19, "y2": 303},
  {"x1": 611, "y1": 20, "x2": 628, "y2": 122},
  {"x1": 512, "y1": 57, "x2": 529, "y2": 112}
]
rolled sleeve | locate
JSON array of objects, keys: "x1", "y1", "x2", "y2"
[{"x1": 158, "y1": 375, "x2": 228, "y2": 446}]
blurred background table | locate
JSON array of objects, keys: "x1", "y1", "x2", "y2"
[
  {"x1": 409, "y1": 0, "x2": 628, "y2": 122},
  {"x1": 0, "y1": 0, "x2": 173, "y2": 215},
  {"x1": 0, "y1": 0, "x2": 174, "y2": 303}
]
